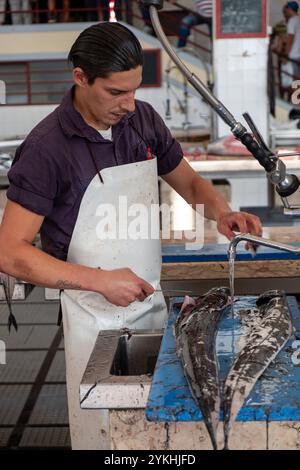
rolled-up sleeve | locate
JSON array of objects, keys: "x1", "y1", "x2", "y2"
[{"x1": 7, "y1": 141, "x2": 58, "y2": 216}]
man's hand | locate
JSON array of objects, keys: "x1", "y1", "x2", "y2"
[
  {"x1": 99, "y1": 268, "x2": 155, "y2": 307},
  {"x1": 216, "y1": 211, "x2": 262, "y2": 249}
]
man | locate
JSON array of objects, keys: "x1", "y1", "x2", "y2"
[
  {"x1": 285, "y1": 1, "x2": 300, "y2": 77},
  {"x1": 0, "y1": 22, "x2": 261, "y2": 449},
  {"x1": 271, "y1": 4, "x2": 292, "y2": 93},
  {"x1": 170, "y1": 0, "x2": 213, "y2": 48}
]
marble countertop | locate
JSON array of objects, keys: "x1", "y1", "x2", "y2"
[{"x1": 188, "y1": 158, "x2": 300, "y2": 173}]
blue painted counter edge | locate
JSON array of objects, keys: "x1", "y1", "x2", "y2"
[
  {"x1": 146, "y1": 296, "x2": 300, "y2": 422},
  {"x1": 162, "y1": 243, "x2": 300, "y2": 263}
]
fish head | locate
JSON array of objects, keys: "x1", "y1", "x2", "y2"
[
  {"x1": 203, "y1": 286, "x2": 231, "y2": 309},
  {"x1": 256, "y1": 290, "x2": 287, "y2": 318},
  {"x1": 175, "y1": 296, "x2": 197, "y2": 329},
  {"x1": 175, "y1": 287, "x2": 231, "y2": 331},
  {"x1": 189, "y1": 286, "x2": 231, "y2": 309},
  {"x1": 256, "y1": 290, "x2": 286, "y2": 308}
]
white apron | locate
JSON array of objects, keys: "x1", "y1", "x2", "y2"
[{"x1": 60, "y1": 157, "x2": 167, "y2": 449}]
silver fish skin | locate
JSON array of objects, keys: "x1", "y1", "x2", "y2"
[
  {"x1": 0, "y1": 271, "x2": 17, "y2": 331},
  {"x1": 223, "y1": 290, "x2": 293, "y2": 449},
  {"x1": 174, "y1": 286, "x2": 231, "y2": 450}
]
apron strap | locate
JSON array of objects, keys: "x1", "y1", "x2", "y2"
[
  {"x1": 86, "y1": 124, "x2": 150, "y2": 185},
  {"x1": 86, "y1": 141, "x2": 104, "y2": 184},
  {"x1": 129, "y1": 121, "x2": 150, "y2": 148}
]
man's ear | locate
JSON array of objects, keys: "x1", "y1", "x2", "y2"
[{"x1": 73, "y1": 68, "x2": 88, "y2": 88}]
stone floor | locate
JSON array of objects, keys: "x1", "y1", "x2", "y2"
[{"x1": 0, "y1": 287, "x2": 71, "y2": 449}]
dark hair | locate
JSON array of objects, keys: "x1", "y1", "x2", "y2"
[
  {"x1": 68, "y1": 22, "x2": 143, "y2": 84},
  {"x1": 286, "y1": 1, "x2": 299, "y2": 12}
]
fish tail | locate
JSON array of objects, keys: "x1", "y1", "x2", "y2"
[
  {"x1": 207, "y1": 429, "x2": 218, "y2": 450},
  {"x1": 206, "y1": 421, "x2": 219, "y2": 450},
  {"x1": 223, "y1": 410, "x2": 231, "y2": 451}
]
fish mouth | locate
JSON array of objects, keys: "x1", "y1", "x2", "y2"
[
  {"x1": 179, "y1": 287, "x2": 231, "y2": 317},
  {"x1": 256, "y1": 290, "x2": 286, "y2": 307}
]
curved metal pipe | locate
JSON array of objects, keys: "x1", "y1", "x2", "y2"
[
  {"x1": 228, "y1": 233, "x2": 300, "y2": 260},
  {"x1": 148, "y1": 6, "x2": 237, "y2": 128},
  {"x1": 144, "y1": 2, "x2": 300, "y2": 206}
]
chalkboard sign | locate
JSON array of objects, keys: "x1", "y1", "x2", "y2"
[{"x1": 216, "y1": 0, "x2": 267, "y2": 39}]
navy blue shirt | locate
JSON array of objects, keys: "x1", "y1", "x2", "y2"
[{"x1": 7, "y1": 88, "x2": 183, "y2": 261}]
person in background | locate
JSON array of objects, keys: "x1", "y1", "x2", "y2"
[
  {"x1": 0, "y1": 0, "x2": 32, "y2": 24},
  {"x1": 139, "y1": 3, "x2": 155, "y2": 35},
  {"x1": 285, "y1": 1, "x2": 300, "y2": 78},
  {"x1": 170, "y1": 0, "x2": 212, "y2": 48},
  {"x1": 272, "y1": 3, "x2": 289, "y2": 53},
  {"x1": 0, "y1": 0, "x2": 8, "y2": 24},
  {"x1": 98, "y1": 0, "x2": 122, "y2": 21},
  {"x1": 32, "y1": 0, "x2": 48, "y2": 23},
  {"x1": 83, "y1": 0, "x2": 122, "y2": 22},
  {"x1": 271, "y1": 4, "x2": 292, "y2": 97},
  {"x1": 47, "y1": 0, "x2": 70, "y2": 22}
]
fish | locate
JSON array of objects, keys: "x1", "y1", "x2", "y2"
[
  {"x1": 0, "y1": 271, "x2": 17, "y2": 332},
  {"x1": 174, "y1": 286, "x2": 231, "y2": 450},
  {"x1": 207, "y1": 135, "x2": 253, "y2": 157},
  {"x1": 223, "y1": 290, "x2": 293, "y2": 449}
]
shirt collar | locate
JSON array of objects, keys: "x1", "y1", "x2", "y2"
[{"x1": 57, "y1": 87, "x2": 135, "y2": 142}]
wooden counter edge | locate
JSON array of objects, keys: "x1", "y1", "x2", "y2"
[{"x1": 161, "y1": 259, "x2": 300, "y2": 280}]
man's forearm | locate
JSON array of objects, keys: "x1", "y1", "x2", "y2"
[
  {"x1": 0, "y1": 239, "x2": 156, "y2": 307},
  {"x1": 190, "y1": 176, "x2": 232, "y2": 221},
  {"x1": 0, "y1": 240, "x2": 100, "y2": 292}
]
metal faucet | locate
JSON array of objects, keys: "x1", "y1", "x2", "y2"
[
  {"x1": 228, "y1": 233, "x2": 300, "y2": 259},
  {"x1": 140, "y1": 0, "x2": 300, "y2": 214}
]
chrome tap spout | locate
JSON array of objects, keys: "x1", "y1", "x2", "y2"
[{"x1": 228, "y1": 233, "x2": 300, "y2": 259}]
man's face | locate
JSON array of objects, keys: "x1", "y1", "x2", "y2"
[
  {"x1": 75, "y1": 66, "x2": 143, "y2": 129},
  {"x1": 285, "y1": 7, "x2": 296, "y2": 18},
  {"x1": 283, "y1": 6, "x2": 290, "y2": 20}
]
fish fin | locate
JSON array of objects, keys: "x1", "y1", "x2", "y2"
[
  {"x1": 180, "y1": 295, "x2": 196, "y2": 313},
  {"x1": 8, "y1": 313, "x2": 18, "y2": 332}
]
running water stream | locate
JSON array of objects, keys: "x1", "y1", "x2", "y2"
[
  {"x1": 228, "y1": 248, "x2": 236, "y2": 320},
  {"x1": 228, "y1": 248, "x2": 236, "y2": 355}
]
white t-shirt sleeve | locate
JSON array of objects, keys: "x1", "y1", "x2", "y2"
[
  {"x1": 287, "y1": 17, "x2": 300, "y2": 59},
  {"x1": 288, "y1": 16, "x2": 298, "y2": 35}
]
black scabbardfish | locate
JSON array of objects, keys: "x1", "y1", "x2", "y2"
[
  {"x1": 174, "y1": 286, "x2": 231, "y2": 450},
  {"x1": 223, "y1": 290, "x2": 293, "y2": 449}
]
